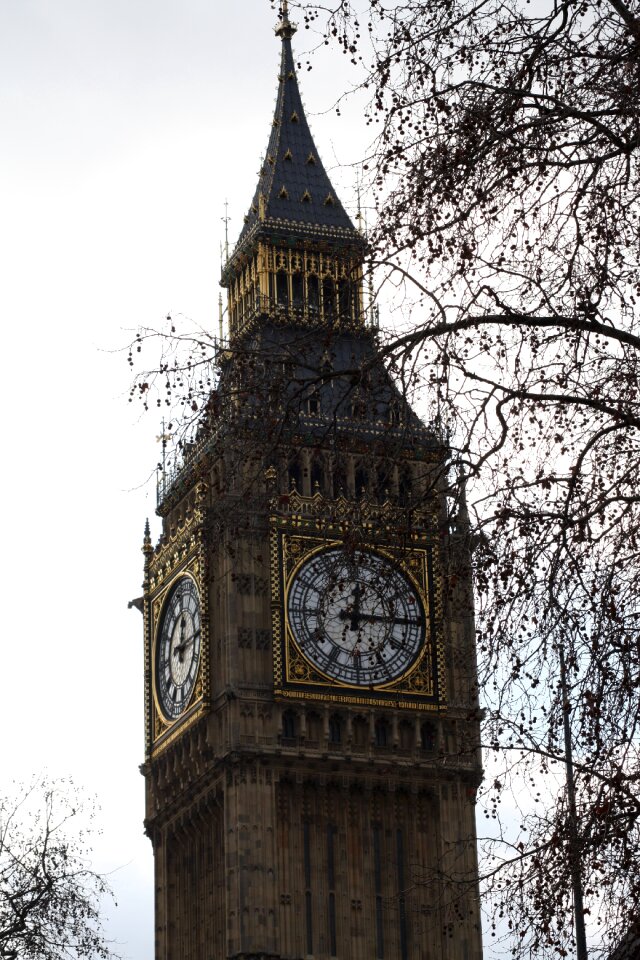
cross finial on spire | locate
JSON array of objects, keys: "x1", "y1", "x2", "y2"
[{"x1": 275, "y1": 0, "x2": 297, "y2": 39}]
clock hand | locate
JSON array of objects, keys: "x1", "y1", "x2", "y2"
[
  {"x1": 335, "y1": 582, "x2": 365, "y2": 630},
  {"x1": 350, "y1": 582, "x2": 364, "y2": 631},
  {"x1": 338, "y1": 608, "x2": 423, "y2": 628},
  {"x1": 172, "y1": 624, "x2": 195, "y2": 663},
  {"x1": 353, "y1": 612, "x2": 424, "y2": 627},
  {"x1": 173, "y1": 636, "x2": 195, "y2": 655}
]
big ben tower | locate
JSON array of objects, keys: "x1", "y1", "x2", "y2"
[{"x1": 141, "y1": 5, "x2": 484, "y2": 959}]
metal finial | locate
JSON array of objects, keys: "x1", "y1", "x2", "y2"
[
  {"x1": 142, "y1": 518, "x2": 153, "y2": 561},
  {"x1": 356, "y1": 185, "x2": 365, "y2": 233},
  {"x1": 275, "y1": 0, "x2": 297, "y2": 38},
  {"x1": 156, "y1": 419, "x2": 172, "y2": 480},
  {"x1": 222, "y1": 200, "x2": 230, "y2": 262}
]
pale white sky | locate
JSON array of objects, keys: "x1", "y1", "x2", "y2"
[{"x1": 0, "y1": 2, "x2": 366, "y2": 956}]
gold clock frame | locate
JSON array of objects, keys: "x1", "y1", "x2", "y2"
[
  {"x1": 270, "y1": 520, "x2": 446, "y2": 710},
  {"x1": 151, "y1": 571, "x2": 203, "y2": 725},
  {"x1": 144, "y1": 485, "x2": 210, "y2": 759}
]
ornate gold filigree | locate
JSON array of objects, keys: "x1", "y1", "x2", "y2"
[
  {"x1": 145, "y1": 498, "x2": 211, "y2": 757},
  {"x1": 269, "y1": 503, "x2": 446, "y2": 710}
]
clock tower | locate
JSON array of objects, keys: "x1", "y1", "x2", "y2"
[{"x1": 141, "y1": 6, "x2": 484, "y2": 960}]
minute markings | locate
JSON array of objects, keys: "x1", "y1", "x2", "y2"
[
  {"x1": 339, "y1": 609, "x2": 425, "y2": 628},
  {"x1": 287, "y1": 547, "x2": 426, "y2": 687},
  {"x1": 156, "y1": 578, "x2": 202, "y2": 721}
]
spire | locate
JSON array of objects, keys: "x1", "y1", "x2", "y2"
[
  {"x1": 142, "y1": 518, "x2": 153, "y2": 574},
  {"x1": 230, "y1": 6, "x2": 362, "y2": 259}
]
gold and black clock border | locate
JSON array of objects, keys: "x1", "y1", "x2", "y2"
[
  {"x1": 152, "y1": 572, "x2": 202, "y2": 723},
  {"x1": 143, "y1": 495, "x2": 211, "y2": 759},
  {"x1": 148, "y1": 563, "x2": 208, "y2": 755},
  {"x1": 270, "y1": 524, "x2": 447, "y2": 710}
]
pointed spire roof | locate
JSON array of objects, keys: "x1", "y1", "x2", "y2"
[{"x1": 231, "y1": 7, "x2": 363, "y2": 259}]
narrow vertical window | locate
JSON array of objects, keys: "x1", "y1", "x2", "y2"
[
  {"x1": 375, "y1": 718, "x2": 390, "y2": 747},
  {"x1": 327, "y1": 824, "x2": 337, "y2": 956},
  {"x1": 277, "y1": 270, "x2": 289, "y2": 306},
  {"x1": 323, "y1": 276, "x2": 335, "y2": 321},
  {"x1": 355, "y1": 463, "x2": 369, "y2": 499},
  {"x1": 292, "y1": 271, "x2": 304, "y2": 309},
  {"x1": 329, "y1": 714, "x2": 342, "y2": 744},
  {"x1": 399, "y1": 720, "x2": 414, "y2": 750},
  {"x1": 373, "y1": 824, "x2": 384, "y2": 959},
  {"x1": 397, "y1": 828, "x2": 408, "y2": 960},
  {"x1": 338, "y1": 278, "x2": 351, "y2": 321},
  {"x1": 352, "y1": 715, "x2": 368, "y2": 747},
  {"x1": 304, "y1": 821, "x2": 313, "y2": 955},
  {"x1": 288, "y1": 457, "x2": 303, "y2": 491},
  {"x1": 332, "y1": 461, "x2": 348, "y2": 498},
  {"x1": 310, "y1": 456, "x2": 323, "y2": 489},
  {"x1": 282, "y1": 709, "x2": 297, "y2": 740},
  {"x1": 421, "y1": 721, "x2": 436, "y2": 752},
  {"x1": 399, "y1": 464, "x2": 413, "y2": 506},
  {"x1": 308, "y1": 274, "x2": 320, "y2": 314},
  {"x1": 375, "y1": 464, "x2": 387, "y2": 502}
]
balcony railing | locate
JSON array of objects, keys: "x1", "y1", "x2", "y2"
[
  {"x1": 156, "y1": 425, "x2": 219, "y2": 508},
  {"x1": 230, "y1": 293, "x2": 366, "y2": 339}
]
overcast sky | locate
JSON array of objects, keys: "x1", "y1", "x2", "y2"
[{"x1": 0, "y1": 2, "x2": 365, "y2": 956}]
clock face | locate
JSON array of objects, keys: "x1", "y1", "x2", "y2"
[
  {"x1": 155, "y1": 577, "x2": 202, "y2": 720},
  {"x1": 287, "y1": 547, "x2": 426, "y2": 687}
]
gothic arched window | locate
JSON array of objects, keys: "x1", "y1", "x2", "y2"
[
  {"x1": 310, "y1": 457, "x2": 324, "y2": 492},
  {"x1": 332, "y1": 461, "x2": 348, "y2": 498},
  {"x1": 307, "y1": 392, "x2": 321, "y2": 418},
  {"x1": 399, "y1": 464, "x2": 413, "y2": 506},
  {"x1": 323, "y1": 276, "x2": 335, "y2": 321},
  {"x1": 308, "y1": 274, "x2": 320, "y2": 315},
  {"x1": 306, "y1": 712, "x2": 322, "y2": 742},
  {"x1": 288, "y1": 457, "x2": 303, "y2": 491},
  {"x1": 329, "y1": 714, "x2": 342, "y2": 744},
  {"x1": 282, "y1": 710, "x2": 297, "y2": 740},
  {"x1": 338, "y1": 279, "x2": 351, "y2": 321},
  {"x1": 375, "y1": 718, "x2": 390, "y2": 747},
  {"x1": 277, "y1": 270, "x2": 289, "y2": 306},
  {"x1": 292, "y1": 271, "x2": 304, "y2": 309},
  {"x1": 375, "y1": 463, "x2": 392, "y2": 502},
  {"x1": 351, "y1": 397, "x2": 367, "y2": 420},
  {"x1": 352, "y1": 716, "x2": 368, "y2": 747},
  {"x1": 355, "y1": 463, "x2": 369, "y2": 499},
  {"x1": 399, "y1": 720, "x2": 414, "y2": 750},
  {"x1": 421, "y1": 721, "x2": 436, "y2": 752}
]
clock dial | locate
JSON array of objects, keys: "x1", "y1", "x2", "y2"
[
  {"x1": 287, "y1": 547, "x2": 426, "y2": 686},
  {"x1": 155, "y1": 577, "x2": 202, "y2": 720}
]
